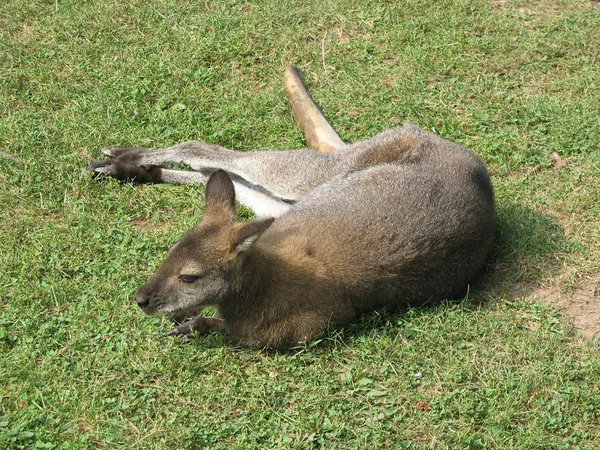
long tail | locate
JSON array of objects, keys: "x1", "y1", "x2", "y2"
[{"x1": 284, "y1": 65, "x2": 345, "y2": 153}]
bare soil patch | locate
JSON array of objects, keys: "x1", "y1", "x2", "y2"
[{"x1": 513, "y1": 277, "x2": 600, "y2": 341}]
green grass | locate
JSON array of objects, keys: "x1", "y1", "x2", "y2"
[{"x1": 1, "y1": 0, "x2": 599, "y2": 448}]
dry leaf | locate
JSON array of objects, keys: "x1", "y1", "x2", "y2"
[
  {"x1": 551, "y1": 152, "x2": 568, "y2": 169},
  {"x1": 417, "y1": 400, "x2": 430, "y2": 411}
]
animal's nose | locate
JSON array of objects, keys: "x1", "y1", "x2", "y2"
[{"x1": 135, "y1": 291, "x2": 150, "y2": 308}]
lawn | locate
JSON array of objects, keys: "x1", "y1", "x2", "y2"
[{"x1": 1, "y1": 0, "x2": 599, "y2": 448}]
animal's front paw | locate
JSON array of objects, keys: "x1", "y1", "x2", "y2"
[
  {"x1": 167, "y1": 317, "x2": 208, "y2": 337},
  {"x1": 171, "y1": 307, "x2": 203, "y2": 325},
  {"x1": 88, "y1": 147, "x2": 162, "y2": 183},
  {"x1": 167, "y1": 316, "x2": 226, "y2": 337}
]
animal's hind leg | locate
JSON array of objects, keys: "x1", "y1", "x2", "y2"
[
  {"x1": 90, "y1": 149, "x2": 291, "y2": 217},
  {"x1": 349, "y1": 126, "x2": 422, "y2": 168},
  {"x1": 147, "y1": 167, "x2": 292, "y2": 218},
  {"x1": 285, "y1": 65, "x2": 346, "y2": 153},
  {"x1": 90, "y1": 143, "x2": 348, "y2": 202}
]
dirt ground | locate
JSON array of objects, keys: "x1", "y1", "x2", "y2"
[{"x1": 514, "y1": 277, "x2": 600, "y2": 342}]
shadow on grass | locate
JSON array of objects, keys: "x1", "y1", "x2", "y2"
[{"x1": 483, "y1": 200, "x2": 564, "y2": 290}]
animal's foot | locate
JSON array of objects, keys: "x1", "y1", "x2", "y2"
[
  {"x1": 167, "y1": 316, "x2": 226, "y2": 337},
  {"x1": 88, "y1": 147, "x2": 162, "y2": 183}
]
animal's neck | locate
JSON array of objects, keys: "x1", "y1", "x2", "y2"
[
  {"x1": 215, "y1": 246, "x2": 281, "y2": 326},
  {"x1": 225, "y1": 242, "x2": 317, "y2": 311},
  {"x1": 233, "y1": 246, "x2": 279, "y2": 299}
]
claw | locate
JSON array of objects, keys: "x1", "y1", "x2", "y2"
[
  {"x1": 93, "y1": 165, "x2": 112, "y2": 174},
  {"x1": 101, "y1": 148, "x2": 113, "y2": 157},
  {"x1": 87, "y1": 160, "x2": 110, "y2": 173},
  {"x1": 166, "y1": 315, "x2": 201, "y2": 337},
  {"x1": 166, "y1": 324, "x2": 192, "y2": 336}
]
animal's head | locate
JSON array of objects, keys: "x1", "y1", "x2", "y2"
[{"x1": 135, "y1": 169, "x2": 274, "y2": 316}]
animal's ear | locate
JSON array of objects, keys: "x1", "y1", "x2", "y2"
[
  {"x1": 203, "y1": 169, "x2": 236, "y2": 224},
  {"x1": 232, "y1": 217, "x2": 275, "y2": 254}
]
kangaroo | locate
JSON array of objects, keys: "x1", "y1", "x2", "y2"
[{"x1": 89, "y1": 65, "x2": 495, "y2": 348}]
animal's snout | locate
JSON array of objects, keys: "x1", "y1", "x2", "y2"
[{"x1": 135, "y1": 291, "x2": 150, "y2": 309}]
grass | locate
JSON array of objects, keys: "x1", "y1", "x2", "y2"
[{"x1": 1, "y1": 0, "x2": 599, "y2": 448}]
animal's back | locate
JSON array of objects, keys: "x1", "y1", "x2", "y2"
[{"x1": 259, "y1": 127, "x2": 495, "y2": 312}]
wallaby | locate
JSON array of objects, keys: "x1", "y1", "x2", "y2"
[{"x1": 90, "y1": 65, "x2": 495, "y2": 348}]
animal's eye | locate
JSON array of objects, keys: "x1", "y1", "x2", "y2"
[{"x1": 179, "y1": 274, "x2": 200, "y2": 283}]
